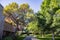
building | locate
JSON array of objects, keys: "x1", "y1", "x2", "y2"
[{"x1": 0, "y1": 4, "x2": 4, "y2": 39}]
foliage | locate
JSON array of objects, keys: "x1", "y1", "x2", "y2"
[
  {"x1": 37, "y1": 0, "x2": 60, "y2": 33},
  {"x1": 3, "y1": 0, "x2": 60, "y2": 39},
  {"x1": 3, "y1": 36, "x2": 13, "y2": 40},
  {"x1": 27, "y1": 20, "x2": 39, "y2": 34},
  {"x1": 4, "y1": 2, "x2": 34, "y2": 27},
  {"x1": 4, "y1": 2, "x2": 18, "y2": 16}
]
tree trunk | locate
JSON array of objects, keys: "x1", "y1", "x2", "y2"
[
  {"x1": 41, "y1": 31, "x2": 44, "y2": 38},
  {"x1": 42, "y1": 34, "x2": 44, "y2": 38},
  {"x1": 52, "y1": 31, "x2": 55, "y2": 40}
]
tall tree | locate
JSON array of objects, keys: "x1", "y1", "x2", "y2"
[
  {"x1": 37, "y1": 0, "x2": 60, "y2": 40},
  {"x1": 4, "y1": 2, "x2": 19, "y2": 31},
  {"x1": 4, "y1": 3, "x2": 34, "y2": 36},
  {"x1": 18, "y1": 3, "x2": 34, "y2": 26},
  {"x1": 37, "y1": 0, "x2": 51, "y2": 38}
]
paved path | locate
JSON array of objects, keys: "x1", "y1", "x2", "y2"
[
  {"x1": 32, "y1": 37, "x2": 39, "y2": 40},
  {"x1": 23, "y1": 36, "x2": 39, "y2": 40}
]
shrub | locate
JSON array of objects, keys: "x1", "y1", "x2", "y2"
[{"x1": 3, "y1": 36, "x2": 13, "y2": 40}]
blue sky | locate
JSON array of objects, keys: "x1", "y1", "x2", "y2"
[{"x1": 0, "y1": 0, "x2": 43, "y2": 12}]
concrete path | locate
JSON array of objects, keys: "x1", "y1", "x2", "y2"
[
  {"x1": 32, "y1": 37, "x2": 39, "y2": 40},
  {"x1": 23, "y1": 36, "x2": 39, "y2": 40}
]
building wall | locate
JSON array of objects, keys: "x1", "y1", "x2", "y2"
[{"x1": 0, "y1": 4, "x2": 4, "y2": 39}]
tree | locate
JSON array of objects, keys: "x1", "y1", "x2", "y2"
[
  {"x1": 19, "y1": 3, "x2": 29, "y2": 13},
  {"x1": 37, "y1": 0, "x2": 60, "y2": 40},
  {"x1": 53, "y1": 9, "x2": 60, "y2": 36},
  {"x1": 18, "y1": 3, "x2": 34, "y2": 26},
  {"x1": 27, "y1": 21, "x2": 39, "y2": 34},
  {"x1": 37, "y1": 0, "x2": 51, "y2": 38},
  {"x1": 4, "y1": 2, "x2": 34, "y2": 36},
  {"x1": 26, "y1": 13, "x2": 40, "y2": 35},
  {"x1": 4, "y1": 2, "x2": 18, "y2": 16},
  {"x1": 4, "y1": 2, "x2": 20, "y2": 31}
]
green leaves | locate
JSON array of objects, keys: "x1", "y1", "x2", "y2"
[
  {"x1": 4, "y1": 2, "x2": 35, "y2": 28},
  {"x1": 49, "y1": 0, "x2": 58, "y2": 9},
  {"x1": 37, "y1": 0, "x2": 60, "y2": 33},
  {"x1": 4, "y1": 2, "x2": 18, "y2": 15},
  {"x1": 53, "y1": 9, "x2": 60, "y2": 27},
  {"x1": 27, "y1": 20, "x2": 39, "y2": 33}
]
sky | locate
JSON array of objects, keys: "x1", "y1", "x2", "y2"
[{"x1": 0, "y1": 0, "x2": 43, "y2": 12}]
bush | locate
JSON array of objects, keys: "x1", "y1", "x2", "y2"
[
  {"x1": 45, "y1": 34, "x2": 52, "y2": 37},
  {"x1": 3, "y1": 36, "x2": 13, "y2": 40},
  {"x1": 16, "y1": 36, "x2": 25, "y2": 40},
  {"x1": 16, "y1": 34, "x2": 26, "y2": 40}
]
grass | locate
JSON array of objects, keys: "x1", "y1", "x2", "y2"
[
  {"x1": 36, "y1": 34, "x2": 60, "y2": 40},
  {"x1": 16, "y1": 34, "x2": 60, "y2": 40},
  {"x1": 38, "y1": 38, "x2": 60, "y2": 40},
  {"x1": 3, "y1": 34, "x2": 60, "y2": 40}
]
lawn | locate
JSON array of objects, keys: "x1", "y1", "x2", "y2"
[{"x1": 3, "y1": 34, "x2": 60, "y2": 40}]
